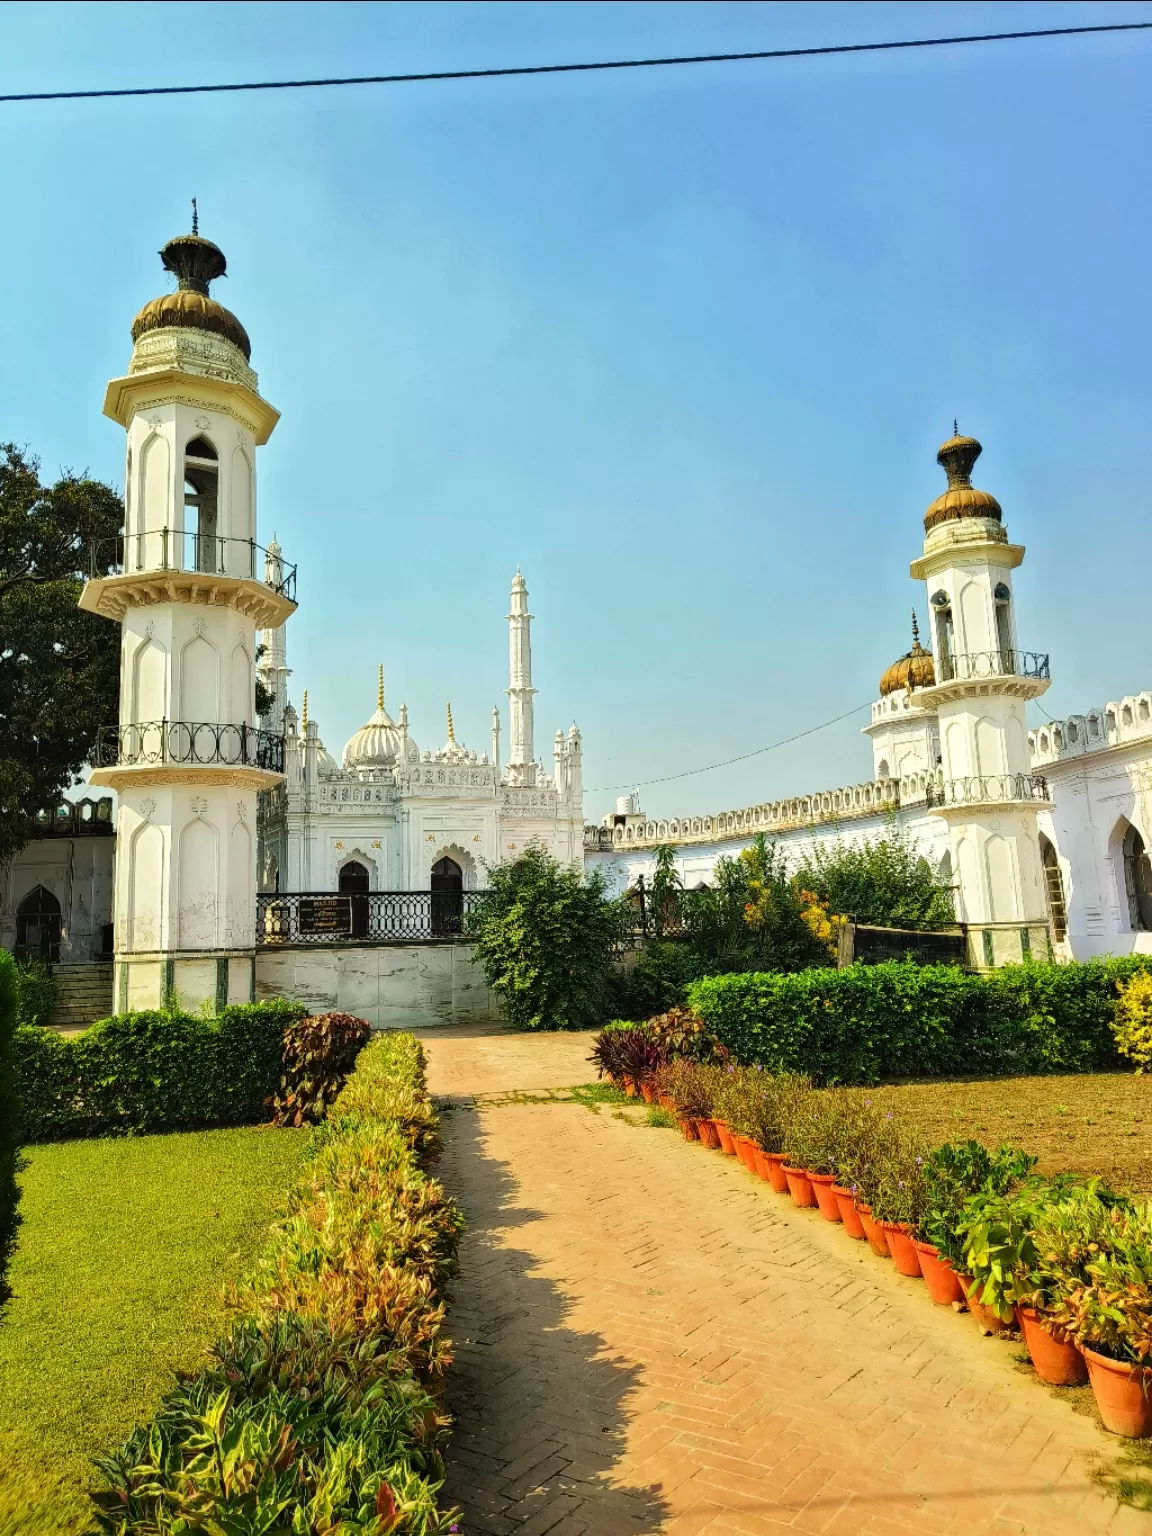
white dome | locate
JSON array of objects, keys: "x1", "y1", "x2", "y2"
[{"x1": 342, "y1": 668, "x2": 419, "y2": 769}]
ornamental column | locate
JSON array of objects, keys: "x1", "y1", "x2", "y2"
[
  {"x1": 905, "y1": 431, "x2": 1051, "y2": 967},
  {"x1": 505, "y1": 568, "x2": 537, "y2": 786},
  {"x1": 82, "y1": 221, "x2": 297, "y2": 1012}
]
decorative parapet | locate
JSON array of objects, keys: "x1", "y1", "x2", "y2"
[
  {"x1": 585, "y1": 769, "x2": 945, "y2": 852},
  {"x1": 1029, "y1": 690, "x2": 1152, "y2": 767}
]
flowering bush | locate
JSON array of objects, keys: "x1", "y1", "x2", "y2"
[{"x1": 1113, "y1": 970, "x2": 1152, "y2": 1072}]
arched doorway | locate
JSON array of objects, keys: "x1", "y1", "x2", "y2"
[
  {"x1": 431, "y1": 855, "x2": 464, "y2": 936},
  {"x1": 16, "y1": 885, "x2": 62, "y2": 962},
  {"x1": 1123, "y1": 825, "x2": 1152, "y2": 931},
  {"x1": 338, "y1": 859, "x2": 370, "y2": 938},
  {"x1": 1039, "y1": 834, "x2": 1068, "y2": 942}
]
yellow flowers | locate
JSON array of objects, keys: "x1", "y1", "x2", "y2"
[
  {"x1": 1113, "y1": 971, "x2": 1152, "y2": 1072},
  {"x1": 795, "y1": 888, "x2": 846, "y2": 960}
]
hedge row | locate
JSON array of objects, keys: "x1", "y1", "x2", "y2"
[
  {"x1": 688, "y1": 957, "x2": 1152, "y2": 1084},
  {"x1": 0, "y1": 952, "x2": 19, "y2": 1313},
  {"x1": 91, "y1": 1032, "x2": 464, "y2": 1535},
  {"x1": 14, "y1": 1000, "x2": 306, "y2": 1142}
]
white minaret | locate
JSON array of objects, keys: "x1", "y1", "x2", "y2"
[
  {"x1": 491, "y1": 706, "x2": 501, "y2": 777},
  {"x1": 505, "y1": 569, "x2": 537, "y2": 787},
  {"x1": 83, "y1": 219, "x2": 295, "y2": 1012},
  {"x1": 566, "y1": 723, "x2": 583, "y2": 810},
  {"x1": 906, "y1": 430, "x2": 1051, "y2": 966},
  {"x1": 257, "y1": 538, "x2": 292, "y2": 735}
]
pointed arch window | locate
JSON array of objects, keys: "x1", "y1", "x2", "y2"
[
  {"x1": 931, "y1": 590, "x2": 955, "y2": 680},
  {"x1": 1123, "y1": 825, "x2": 1152, "y2": 931},
  {"x1": 1039, "y1": 834, "x2": 1068, "y2": 942},
  {"x1": 16, "y1": 885, "x2": 62, "y2": 961},
  {"x1": 185, "y1": 436, "x2": 219, "y2": 574}
]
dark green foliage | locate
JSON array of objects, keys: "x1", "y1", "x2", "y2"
[
  {"x1": 791, "y1": 821, "x2": 955, "y2": 930},
  {"x1": 689, "y1": 956, "x2": 1152, "y2": 1086},
  {"x1": 681, "y1": 835, "x2": 827, "y2": 975},
  {"x1": 606, "y1": 940, "x2": 705, "y2": 1019},
  {"x1": 920, "y1": 1140, "x2": 1038, "y2": 1266},
  {"x1": 270, "y1": 1012, "x2": 372, "y2": 1127},
  {"x1": 467, "y1": 844, "x2": 625, "y2": 1030},
  {"x1": 0, "y1": 444, "x2": 122, "y2": 866},
  {"x1": 0, "y1": 951, "x2": 21, "y2": 1314},
  {"x1": 13, "y1": 957, "x2": 56, "y2": 1028},
  {"x1": 13, "y1": 999, "x2": 306, "y2": 1142}
]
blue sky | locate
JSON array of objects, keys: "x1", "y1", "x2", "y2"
[{"x1": 1, "y1": 0, "x2": 1149, "y2": 820}]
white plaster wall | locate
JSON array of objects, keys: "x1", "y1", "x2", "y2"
[
  {"x1": 126, "y1": 403, "x2": 256, "y2": 561},
  {"x1": 0, "y1": 837, "x2": 115, "y2": 961},
  {"x1": 255, "y1": 941, "x2": 500, "y2": 1028}
]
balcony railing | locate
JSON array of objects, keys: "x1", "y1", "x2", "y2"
[
  {"x1": 934, "y1": 649, "x2": 1049, "y2": 684},
  {"x1": 88, "y1": 530, "x2": 296, "y2": 601},
  {"x1": 257, "y1": 889, "x2": 488, "y2": 944},
  {"x1": 95, "y1": 721, "x2": 285, "y2": 773},
  {"x1": 925, "y1": 772, "x2": 1050, "y2": 808}
]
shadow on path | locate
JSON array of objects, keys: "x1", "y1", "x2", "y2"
[{"x1": 439, "y1": 1101, "x2": 669, "y2": 1535}]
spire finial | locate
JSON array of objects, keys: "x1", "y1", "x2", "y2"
[
  {"x1": 377, "y1": 664, "x2": 384, "y2": 713},
  {"x1": 447, "y1": 702, "x2": 455, "y2": 742},
  {"x1": 301, "y1": 690, "x2": 309, "y2": 730},
  {"x1": 911, "y1": 609, "x2": 920, "y2": 647},
  {"x1": 953, "y1": 417, "x2": 958, "y2": 437},
  {"x1": 191, "y1": 197, "x2": 199, "y2": 236}
]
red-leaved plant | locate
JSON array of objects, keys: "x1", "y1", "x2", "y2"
[{"x1": 270, "y1": 1012, "x2": 372, "y2": 1127}]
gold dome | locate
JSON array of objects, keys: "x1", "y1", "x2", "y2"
[
  {"x1": 129, "y1": 223, "x2": 252, "y2": 361},
  {"x1": 879, "y1": 615, "x2": 935, "y2": 696},
  {"x1": 924, "y1": 430, "x2": 1002, "y2": 532}
]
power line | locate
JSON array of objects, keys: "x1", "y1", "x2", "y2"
[
  {"x1": 2, "y1": 21, "x2": 1149, "y2": 105},
  {"x1": 587, "y1": 699, "x2": 872, "y2": 794}
]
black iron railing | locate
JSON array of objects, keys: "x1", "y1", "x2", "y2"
[
  {"x1": 87, "y1": 530, "x2": 296, "y2": 601},
  {"x1": 257, "y1": 889, "x2": 488, "y2": 944},
  {"x1": 95, "y1": 721, "x2": 285, "y2": 772},
  {"x1": 925, "y1": 772, "x2": 1050, "y2": 808},
  {"x1": 934, "y1": 650, "x2": 1049, "y2": 684}
]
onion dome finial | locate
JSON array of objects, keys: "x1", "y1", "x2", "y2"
[{"x1": 924, "y1": 427, "x2": 1002, "y2": 532}]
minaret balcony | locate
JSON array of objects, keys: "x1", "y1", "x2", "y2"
[
  {"x1": 79, "y1": 530, "x2": 297, "y2": 627},
  {"x1": 908, "y1": 648, "x2": 1050, "y2": 707},
  {"x1": 88, "y1": 719, "x2": 285, "y2": 792},
  {"x1": 925, "y1": 771, "x2": 1052, "y2": 811}
]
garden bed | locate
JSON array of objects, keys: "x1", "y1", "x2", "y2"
[{"x1": 0, "y1": 1125, "x2": 308, "y2": 1536}]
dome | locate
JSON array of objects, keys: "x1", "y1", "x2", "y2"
[
  {"x1": 342, "y1": 668, "x2": 419, "y2": 769},
  {"x1": 879, "y1": 616, "x2": 935, "y2": 696},
  {"x1": 130, "y1": 222, "x2": 252, "y2": 361},
  {"x1": 924, "y1": 430, "x2": 1002, "y2": 532}
]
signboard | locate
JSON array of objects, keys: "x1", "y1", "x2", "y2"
[{"x1": 298, "y1": 896, "x2": 353, "y2": 937}]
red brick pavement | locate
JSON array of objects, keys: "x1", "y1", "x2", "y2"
[{"x1": 427, "y1": 1033, "x2": 1146, "y2": 1535}]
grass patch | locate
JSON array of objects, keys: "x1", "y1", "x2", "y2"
[
  {"x1": 0, "y1": 1125, "x2": 307, "y2": 1536},
  {"x1": 646, "y1": 1105, "x2": 677, "y2": 1128},
  {"x1": 863, "y1": 1073, "x2": 1152, "y2": 1193}
]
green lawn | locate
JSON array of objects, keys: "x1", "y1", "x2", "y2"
[{"x1": 0, "y1": 1125, "x2": 307, "y2": 1536}]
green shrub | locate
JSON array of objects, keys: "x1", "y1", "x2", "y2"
[
  {"x1": 91, "y1": 1031, "x2": 463, "y2": 1534},
  {"x1": 0, "y1": 951, "x2": 20, "y2": 1313},
  {"x1": 689, "y1": 957, "x2": 1151, "y2": 1085},
  {"x1": 14, "y1": 999, "x2": 307, "y2": 1142},
  {"x1": 1112, "y1": 970, "x2": 1152, "y2": 1071},
  {"x1": 606, "y1": 940, "x2": 704, "y2": 1019},
  {"x1": 468, "y1": 844, "x2": 625, "y2": 1030},
  {"x1": 13, "y1": 956, "x2": 56, "y2": 1028}
]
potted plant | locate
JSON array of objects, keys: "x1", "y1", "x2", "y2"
[
  {"x1": 954, "y1": 1176, "x2": 1071, "y2": 1336},
  {"x1": 836, "y1": 1103, "x2": 899, "y2": 1259},
  {"x1": 714, "y1": 1068, "x2": 760, "y2": 1169},
  {"x1": 1010, "y1": 1185, "x2": 1106, "y2": 1387},
  {"x1": 869, "y1": 1124, "x2": 929, "y2": 1279},
  {"x1": 917, "y1": 1142, "x2": 1036, "y2": 1308},
  {"x1": 747, "y1": 1070, "x2": 809, "y2": 1194}
]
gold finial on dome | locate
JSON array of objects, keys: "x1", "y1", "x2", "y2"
[
  {"x1": 130, "y1": 213, "x2": 252, "y2": 361},
  {"x1": 377, "y1": 664, "x2": 384, "y2": 713},
  {"x1": 879, "y1": 613, "x2": 935, "y2": 697},
  {"x1": 446, "y1": 702, "x2": 456, "y2": 743},
  {"x1": 301, "y1": 690, "x2": 309, "y2": 730},
  {"x1": 924, "y1": 426, "x2": 1002, "y2": 532}
]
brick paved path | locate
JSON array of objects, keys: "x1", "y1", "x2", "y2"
[{"x1": 425, "y1": 1028, "x2": 1145, "y2": 1535}]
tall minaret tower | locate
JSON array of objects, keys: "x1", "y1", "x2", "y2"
[
  {"x1": 257, "y1": 539, "x2": 292, "y2": 735},
  {"x1": 83, "y1": 218, "x2": 296, "y2": 1012},
  {"x1": 906, "y1": 430, "x2": 1051, "y2": 966},
  {"x1": 505, "y1": 569, "x2": 537, "y2": 786}
]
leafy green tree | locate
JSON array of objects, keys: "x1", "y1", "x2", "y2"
[
  {"x1": 791, "y1": 821, "x2": 955, "y2": 931},
  {"x1": 0, "y1": 444, "x2": 122, "y2": 865},
  {"x1": 683, "y1": 834, "x2": 827, "y2": 975},
  {"x1": 467, "y1": 844, "x2": 625, "y2": 1030}
]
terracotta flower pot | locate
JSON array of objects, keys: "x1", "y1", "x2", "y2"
[
  {"x1": 783, "y1": 1165, "x2": 815, "y2": 1208},
  {"x1": 622, "y1": 1075, "x2": 637, "y2": 1098},
  {"x1": 1083, "y1": 1347, "x2": 1152, "y2": 1437},
  {"x1": 808, "y1": 1172, "x2": 841, "y2": 1223},
  {"x1": 759, "y1": 1151, "x2": 789, "y2": 1193},
  {"x1": 714, "y1": 1120, "x2": 737, "y2": 1156},
  {"x1": 1017, "y1": 1307, "x2": 1088, "y2": 1386},
  {"x1": 855, "y1": 1203, "x2": 890, "y2": 1258},
  {"x1": 957, "y1": 1275, "x2": 1016, "y2": 1335},
  {"x1": 878, "y1": 1222, "x2": 922, "y2": 1278},
  {"x1": 679, "y1": 1117, "x2": 699, "y2": 1142},
  {"x1": 658, "y1": 1093, "x2": 676, "y2": 1114},
  {"x1": 639, "y1": 1079, "x2": 658, "y2": 1105},
  {"x1": 913, "y1": 1241, "x2": 964, "y2": 1305},
  {"x1": 735, "y1": 1136, "x2": 760, "y2": 1173},
  {"x1": 833, "y1": 1186, "x2": 866, "y2": 1239},
  {"x1": 697, "y1": 1118, "x2": 721, "y2": 1149}
]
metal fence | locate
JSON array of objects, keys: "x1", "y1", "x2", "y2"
[
  {"x1": 934, "y1": 649, "x2": 1049, "y2": 684},
  {"x1": 256, "y1": 889, "x2": 489, "y2": 944},
  {"x1": 88, "y1": 530, "x2": 297, "y2": 601},
  {"x1": 925, "y1": 772, "x2": 1049, "y2": 808},
  {"x1": 95, "y1": 720, "x2": 285, "y2": 773},
  {"x1": 837, "y1": 921, "x2": 968, "y2": 968}
]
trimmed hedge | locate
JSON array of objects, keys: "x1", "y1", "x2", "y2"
[
  {"x1": 91, "y1": 1031, "x2": 464, "y2": 1535},
  {"x1": 0, "y1": 951, "x2": 20, "y2": 1313},
  {"x1": 688, "y1": 957, "x2": 1152, "y2": 1084},
  {"x1": 14, "y1": 1000, "x2": 306, "y2": 1142}
]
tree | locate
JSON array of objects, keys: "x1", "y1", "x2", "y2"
[
  {"x1": 682, "y1": 834, "x2": 827, "y2": 975},
  {"x1": 467, "y1": 844, "x2": 625, "y2": 1030},
  {"x1": 0, "y1": 444, "x2": 122, "y2": 865},
  {"x1": 791, "y1": 822, "x2": 955, "y2": 932}
]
